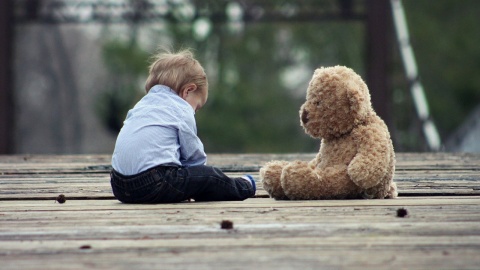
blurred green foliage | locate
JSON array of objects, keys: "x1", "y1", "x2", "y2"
[
  {"x1": 96, "y1": 40, "x2": 149, "y2": 133},
  {"x1": 402, "y1": 0, "x2": 480, "y2": 138},
  {"x1": 97, "y1": 0, "x2": 480, "y2": 153}
]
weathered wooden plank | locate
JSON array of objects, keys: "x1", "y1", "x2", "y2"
[
  {"x1": 2, "y1": 202, "x2": 480, "y2": 232},
  {"x1": 1, "y1": 248, "x2": 479, "y2": 270},
  {"x1": 1, "y1": 196, "x2": 479, "y2": 212},
  {"x1": 0, "y1": 179, "x2": 479, "y2": 200},
  {"x1": 1, "y1": 172, "x2": 480, "y2": 199},
  {"x1": 1, "y1": 153, "x2": 479, "y2": 173},
  {"x1": 3, "y1": 169, "x2": 480, "y2": 181},
  {"x1": 3, "y1": 221, "x2": 480, "y2": 240},
  {"x1": 2, "y1": 236, "x2": 480, "y2": 253}
]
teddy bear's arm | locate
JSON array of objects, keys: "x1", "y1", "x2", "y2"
[
  {"x1": 347, "y1": 125, "x2": 392, "y2": 189},
  {"x1": 308, "y1": 151, "x2": 321, "y2": 169}
]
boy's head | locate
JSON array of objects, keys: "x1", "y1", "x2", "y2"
[{"x1": 145, "y1": 48, "x2": 208, "y2": 110}]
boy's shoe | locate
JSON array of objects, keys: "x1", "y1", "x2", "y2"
[{"x1": 241, "y1": 174, "x2": 256, "y2": 193}]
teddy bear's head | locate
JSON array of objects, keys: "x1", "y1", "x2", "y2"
[{"x1": 300, "y1": 66, "x2": 372, "y2": 139}]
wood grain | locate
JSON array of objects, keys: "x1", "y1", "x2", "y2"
[{"x1": 0, "y1": 153, "x2": 479, "y2": 269}]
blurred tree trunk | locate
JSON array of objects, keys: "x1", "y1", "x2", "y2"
[
  {"x1": 366, "y1": 0, "x2": 393, "y2": 136},
  {"x1": 0, "y1": 0, "x2": 14, "y2": 153}
]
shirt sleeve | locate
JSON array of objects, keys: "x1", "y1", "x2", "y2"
[{"x1": 178, "y1": 110, "x2": 207, "y2": 166}]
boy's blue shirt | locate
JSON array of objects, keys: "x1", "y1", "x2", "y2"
[{"x1": 111, "y1": 85, "x2": 207, "y2": 175}]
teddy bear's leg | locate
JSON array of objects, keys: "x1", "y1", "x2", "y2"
[
  {"x1": 282, "y1": 163, "x2": 359, "y2": 200},
  {"x1": 260, "y1": 161, "x2": 290, "y2": 200},
  {"x1": 385, "y1": 181, "x2": 398, "y2": 199},
  {"x1": 280, "y1": 161, "x2": 324, "y2": 200}
]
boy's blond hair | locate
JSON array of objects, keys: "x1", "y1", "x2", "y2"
[{"x1": 145, "y1": 48, "x2": 208, "y2": 94}]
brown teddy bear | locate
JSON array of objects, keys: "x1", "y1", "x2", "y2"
[{"x1": 260, "y1": 66, "x2": 397, "y2": 200}]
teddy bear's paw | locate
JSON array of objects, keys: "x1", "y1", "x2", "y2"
[
  {"x1": 260, "y1": 161, "x2": 290, "y2": 200},
  {"x1": 385, "y1": 181, "x2": 398, "y2": 199}
]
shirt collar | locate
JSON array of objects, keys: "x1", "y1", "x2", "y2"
[
  {"x1": 149, "y1": 85, "x2": 195, "y2": 115},
  {"x1": 149, "y1": 84, "x2": 176, "y2": 95}
]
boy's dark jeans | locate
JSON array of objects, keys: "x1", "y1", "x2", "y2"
[{"x1": 110, "y1": 165, "x2": 255, "y2": 203}]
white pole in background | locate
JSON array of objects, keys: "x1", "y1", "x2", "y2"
[{"x1": 390, "y1": 0, "x2": 441, "y2": 151}]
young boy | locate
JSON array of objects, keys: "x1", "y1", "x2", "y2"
[{"x1": 110, "y1": 48, "x2": 256, "y2": 203}]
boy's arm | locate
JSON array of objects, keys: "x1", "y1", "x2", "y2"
[{"x1": 178, "y1": 113, "x2": 207, "y2": 166}]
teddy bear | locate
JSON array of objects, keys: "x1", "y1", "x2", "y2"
[{"x1": 260, "y1": 66, "x2": 397, "y2": 200}]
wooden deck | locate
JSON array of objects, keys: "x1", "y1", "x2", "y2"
[{"x1": 1, "y1": 153, "x2": 480, "y2": 269}]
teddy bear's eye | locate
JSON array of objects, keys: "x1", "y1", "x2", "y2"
[{"x1": 316, "y1": 101, "x2": 321, "y2": 106}]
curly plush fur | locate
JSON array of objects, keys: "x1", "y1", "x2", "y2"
[{"x1": 260, "y1": 66, "x2": 397, "y2": 200}]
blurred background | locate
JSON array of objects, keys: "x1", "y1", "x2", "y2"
[{"x1": 1, "y1": 0, "x2": 479, "y2": 154}]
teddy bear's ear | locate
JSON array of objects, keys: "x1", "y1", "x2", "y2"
[{"x1": 346, "y1": 79, "x2": 371, "y2": 122}]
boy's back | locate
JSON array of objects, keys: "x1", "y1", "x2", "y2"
[{"x1": 112, "y1": 85, "x2": 206, "y2": 176}]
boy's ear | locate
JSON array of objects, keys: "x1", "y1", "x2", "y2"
[{"x1": 181, "y1": 83, "x2": 198, "y2": 99}]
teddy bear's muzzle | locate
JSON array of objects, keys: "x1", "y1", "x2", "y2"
[{"x1": 301, "y1": 109, "x2": 309, "y2": 124}]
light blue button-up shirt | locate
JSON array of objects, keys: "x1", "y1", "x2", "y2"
[{"x1": 111, "y1": 85, "x2": 207, "y2": 175}]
